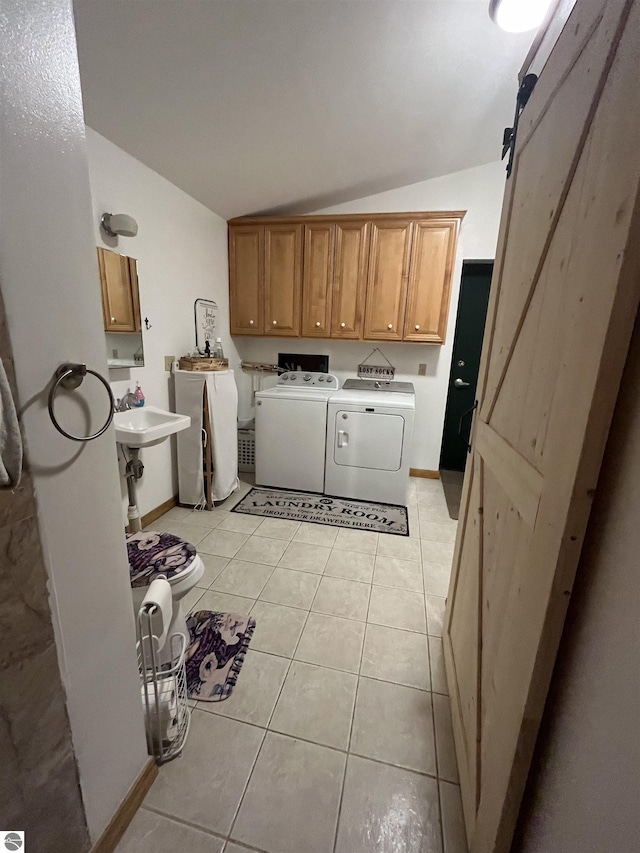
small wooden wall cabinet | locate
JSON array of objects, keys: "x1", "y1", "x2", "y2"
[
  {"x1": 228, "y1": 212, "x2": 464, "y2": 344},
  {"x1": 97, "y1": 247, "x2": 141, "y2": 333}
]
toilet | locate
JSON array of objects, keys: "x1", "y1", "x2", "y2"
[{"x1": 126, "y1": 530, "x2": 204, "y2": 663}]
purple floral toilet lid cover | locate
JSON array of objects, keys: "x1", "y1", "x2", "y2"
[{"x1": 126, "y1": 531, "x2": 197, "y2": 588}]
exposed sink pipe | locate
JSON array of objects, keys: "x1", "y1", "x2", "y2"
[{"x1": 122, "y1": 445, "x2": 144, "y2": 532}]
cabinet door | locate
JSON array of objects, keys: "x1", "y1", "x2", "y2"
[
  {"x1": 363, "y1": 220, "x2": 413, "y2": 341},
  {"x1": 301, "y1": 223, "x2": 334, "y2": 337},
  {"x1": 229, "y1": 225, "x2": 264, "y2": 335},
  {"x1": 97, "y1": 247, "x2": 140, "y2": 332},
  {"x1": 404, "y1": 220, "x2": 459, "y2": 343},
  {"x1": 331, "y1": 222, "x2": 369, "y2": 339},
  {"x1": 265, "y1": 223, "x2": 303, "y2": 336}
]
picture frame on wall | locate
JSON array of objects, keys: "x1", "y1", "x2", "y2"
[{"x1": 194, "y1": 298, "x2": 218, "y2": 352}]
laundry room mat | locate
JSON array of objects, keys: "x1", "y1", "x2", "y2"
[
  {"x1": 232, "y1": 487, "x2": 409, "y2": 536},
  {"x1": 185, "y1": 610, "x2": 255, "y2": 701}
]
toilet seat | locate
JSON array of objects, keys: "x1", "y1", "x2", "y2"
[
  {"x1": 126, "y1": 531, "x2": 199, "y2": 589},
  {"x1": 127, "y1": 531, "x2": 205, "y2": 667}
]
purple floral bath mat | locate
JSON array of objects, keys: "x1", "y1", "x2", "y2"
[{"x1": 185, "y1": 610, "x2": 255, "y2": 701}]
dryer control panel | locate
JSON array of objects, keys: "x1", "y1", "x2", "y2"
[{"x1": 278, "y1": 371, "x2": 338, "y2": 388}]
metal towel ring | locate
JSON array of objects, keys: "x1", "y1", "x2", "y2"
[{"x1": 48, "y1": 362, "x2": 115, "y2": 442}]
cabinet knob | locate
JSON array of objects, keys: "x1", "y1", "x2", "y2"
[
  {"x1": 249, "y1": 319, "x2": 254, "y2": 326},
  {"x1": 415, "y1": 324, "x2": 420, "y2": 330},
  {"x1": 387, "y1": 324, "x2": 393, "y2": 330},
  {"x1": 340, "y1": 322, "x2": 346, "y2": 328},
  {"x1": 272, "y1": 320, "x2": 278, "y2": 326},
  {"x1": 315, "y1": 321, "x2": 321, "y2": 327}
]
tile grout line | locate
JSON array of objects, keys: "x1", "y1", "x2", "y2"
[
  {"x1": 246, "y1": 624, "x2": 447, "y2": 688},
  {"x1": 223, "y1": 712, "x2": 269, "y2": 846},
  {"x1": 186, "y1": 499, "x2": 286, "y2": 848},
  {"x1": 140, "y1": 803, "x2": 228, "y2": 845},
  {"x1": 331, "y1": 567, "x2": 370, "y2": 853},
  {"x1": 420, "y1": 507, "x2": 446, "y2": 853},
  {"x1": 159, "y1": 708, "x2": 448, "y2": 782},
  {"x1": 208, "y1": 557, "x2": 277, "y2": 602},
  {"x1": 225, "y1": 587, "x2": 315, "y2": 847}
]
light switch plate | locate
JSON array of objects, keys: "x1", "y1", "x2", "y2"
[
  {"x1": 164, "y1": 355, "x2": 175, "y2": 372},
  {"x1": 418, "y1": 363, "x2": 427, "y2": 376}
]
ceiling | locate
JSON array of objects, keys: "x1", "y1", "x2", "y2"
[{"x1": 73, "y1": 0, "x2": 532, "y2": 219}]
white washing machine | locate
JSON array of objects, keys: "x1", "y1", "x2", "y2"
[
  {"x1": 325, "y1": 378, "x2": 415, "y2": 506},
  {"x1": 255, "y1": 371, "x2": 339, "y2": 493}
]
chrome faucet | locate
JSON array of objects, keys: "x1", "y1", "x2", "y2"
[{"x1": 115, "y1": 392, "x2": 138, "y2": 413}]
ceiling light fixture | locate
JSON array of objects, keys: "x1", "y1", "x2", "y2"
[{"x1": 489, "y1": 0, "x2": 554, "y2": 33}]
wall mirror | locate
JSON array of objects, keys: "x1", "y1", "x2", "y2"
[{"x1": 97, "y1": 247, "x2": 145, "y2": 368}]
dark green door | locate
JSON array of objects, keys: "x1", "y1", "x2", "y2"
[{"x1": 439, "y1": 261, "x2": 493, "y2": 472}]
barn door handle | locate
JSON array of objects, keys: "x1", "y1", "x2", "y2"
[{"x1": 458, "y1": 400, "x2": 478, "y2": 453}]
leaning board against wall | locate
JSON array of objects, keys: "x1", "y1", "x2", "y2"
[{"x1": 228, "y1": 212, "x2": 464, "y2": 344}]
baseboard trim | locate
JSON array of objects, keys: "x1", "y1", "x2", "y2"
[
  {"x1": 142, "y1": 495, "x2": 178, "y2": 528},
  {"x1": 410, "y1": 468, "x2": 441, "y2": 479},
  {"x1": 126, "y1": 495, "x2": 178, "y2": 533},
  {"x1": 91, "y1": 759, "x2": 158, "y2": 853}
]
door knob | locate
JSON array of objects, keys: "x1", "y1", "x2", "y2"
[{"x1": 454, "y1": 378, "x2": 470, "y2": 388}]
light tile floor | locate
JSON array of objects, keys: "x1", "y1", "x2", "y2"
[{"x1": 117, "y1": 476, "x2": 468, "y2": 853}]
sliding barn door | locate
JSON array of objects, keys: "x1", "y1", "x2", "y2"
[{"x1": 444, "y1": 0, "x2": 640, "y2": 850}]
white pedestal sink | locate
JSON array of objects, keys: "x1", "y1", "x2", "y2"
[
  {"x1": 113, "y1": 406, "x2": 191, "y2": 532},
  {"x1": 114, "y1": 405, "x2": 190, "y2": 448}
]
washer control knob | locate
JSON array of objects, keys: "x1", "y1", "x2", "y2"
[
  {"x1": 281, "y1": 375, "x2": 288, "y2": 380},
  {"x1": 318, "y1": 375, "x2": 325, "y2": 382},
  {"x1": 342, "y1": 413, "x2": 348, "y2": 419},
  {"x1": 290, "y1": 374, "x2": 297, "y2": 381},
  {"x1": 303, "y1": 374, "x2": 311, "y2": 381}
]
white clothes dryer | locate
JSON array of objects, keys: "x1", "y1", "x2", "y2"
[
  {"x1": 324, "y1": 379, "x2": 415, "y2": 506},
  {"x1": 255, "y1": 371, "x2": 339, "y2": 493}
]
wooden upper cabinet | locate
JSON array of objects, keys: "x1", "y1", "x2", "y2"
[
  {"x1": 97, "y1": 247, "x2": 141, "y2": 333},
  {"x1": 404, "y1": 220, "x2": 460, "y2": 343},
  {"x1": 363, "y1": 220, "x2": 413, "y2": 341},
  {"x1": 264, "y1": 223, "x2": 303, "y2": 336},
  {"x1": 331, "y1": 222, "x2": 369, "y2": 339},
  {"x1": 228, "y1": 212, "x2": 465, "y2": 342},
  {"x1": 229, "y1": 225, "x2": 264, "y2": 334},
  {"x1": 301, "y1": 223, "x2": 334, "y2": 337}
]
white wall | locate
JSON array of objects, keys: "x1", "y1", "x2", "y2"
[
  {"x1": 85, "y1": 128, "x2": 240, "y2": 519},
  {"x1": 0, "y1": 0, "x2": 148, "y2": 841},
  {"x1": 515, "y1": 314, "x2": 640, "y2": 852},
  {"x1": 233, "y1": 161, "x2": 505, "y2": 470}
]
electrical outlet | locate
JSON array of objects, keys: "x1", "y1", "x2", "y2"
[
  {"x1": 164, "y1": 355, "x2": 175, "y2": 372},
  {"x1": 418, "y1": 363, "x2": 427, "y2": 376}
]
